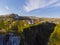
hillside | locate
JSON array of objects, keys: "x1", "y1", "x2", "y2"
[{"x1": 0, "y1": 14, "x2": 60, "y2": 45}]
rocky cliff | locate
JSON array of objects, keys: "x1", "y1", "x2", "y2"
[{"x1": 20, "y1": 22, "x2": 56, "y2": 45}]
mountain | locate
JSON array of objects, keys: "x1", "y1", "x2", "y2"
[
  {"x1": 0, "y1": 14, "x2": 40, "y2": 20},
  {"x1": 1, "y1": 14, "x2": 60, "y2": 24}
]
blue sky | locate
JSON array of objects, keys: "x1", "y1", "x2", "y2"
[{"x1": 0, "y1": 0, "x2": 60, "y2": 17}]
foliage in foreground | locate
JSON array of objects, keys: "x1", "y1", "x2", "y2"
[{"x1": 48, "y1": 23, "x2": 60, "y2": 45}]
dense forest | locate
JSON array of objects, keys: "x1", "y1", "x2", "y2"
[{"x1": 0, "y1": 14, "x2": 60, "y2": 45}]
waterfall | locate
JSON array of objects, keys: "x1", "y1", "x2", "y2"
[{"x1": 0, "y1": 33, "x2": 20, "y2": 45}]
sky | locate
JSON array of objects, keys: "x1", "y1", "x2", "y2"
[{"x1": 0, "y1": 0, "x2": 60, "y2": 18}]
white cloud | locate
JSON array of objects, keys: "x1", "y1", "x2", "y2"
[
  {"x1": 5, "y1": 6, "x2": 9, "y2": 10},
  {"x1": 23, "y1": 0, "x2": 60, "y2": 12},
  {"x1": 4, "y1": 6, "x2": 13, "y2": 14},
  {"x1": 47, "y1": 0, "x2": 58, "y2": 5},
  {"x1": 53, "y1": 3, "x2": 60, "y2": 7}
]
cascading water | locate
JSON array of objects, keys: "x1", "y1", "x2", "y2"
[
  {"x1": 0, "y1": 33, "x2": 20, "y2": 45},
  {"x1": 0, "y1": 34, "x2": 6, "y2": 45}
]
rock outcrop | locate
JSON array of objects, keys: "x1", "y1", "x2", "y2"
[{"x1": 20, "y1": 22, "x2": 56, "y2": 45}]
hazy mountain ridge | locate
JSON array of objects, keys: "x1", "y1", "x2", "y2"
[
  {"x1": 0, "y1": 13, "x2": 60, "y2": 24},
  {"x1": 0, "y1": 14, "x2": 39, "y2": 20}
]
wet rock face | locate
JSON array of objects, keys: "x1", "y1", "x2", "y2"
[{"x1": 20, "y1": 22, "x2": 56, "y2": 45}]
